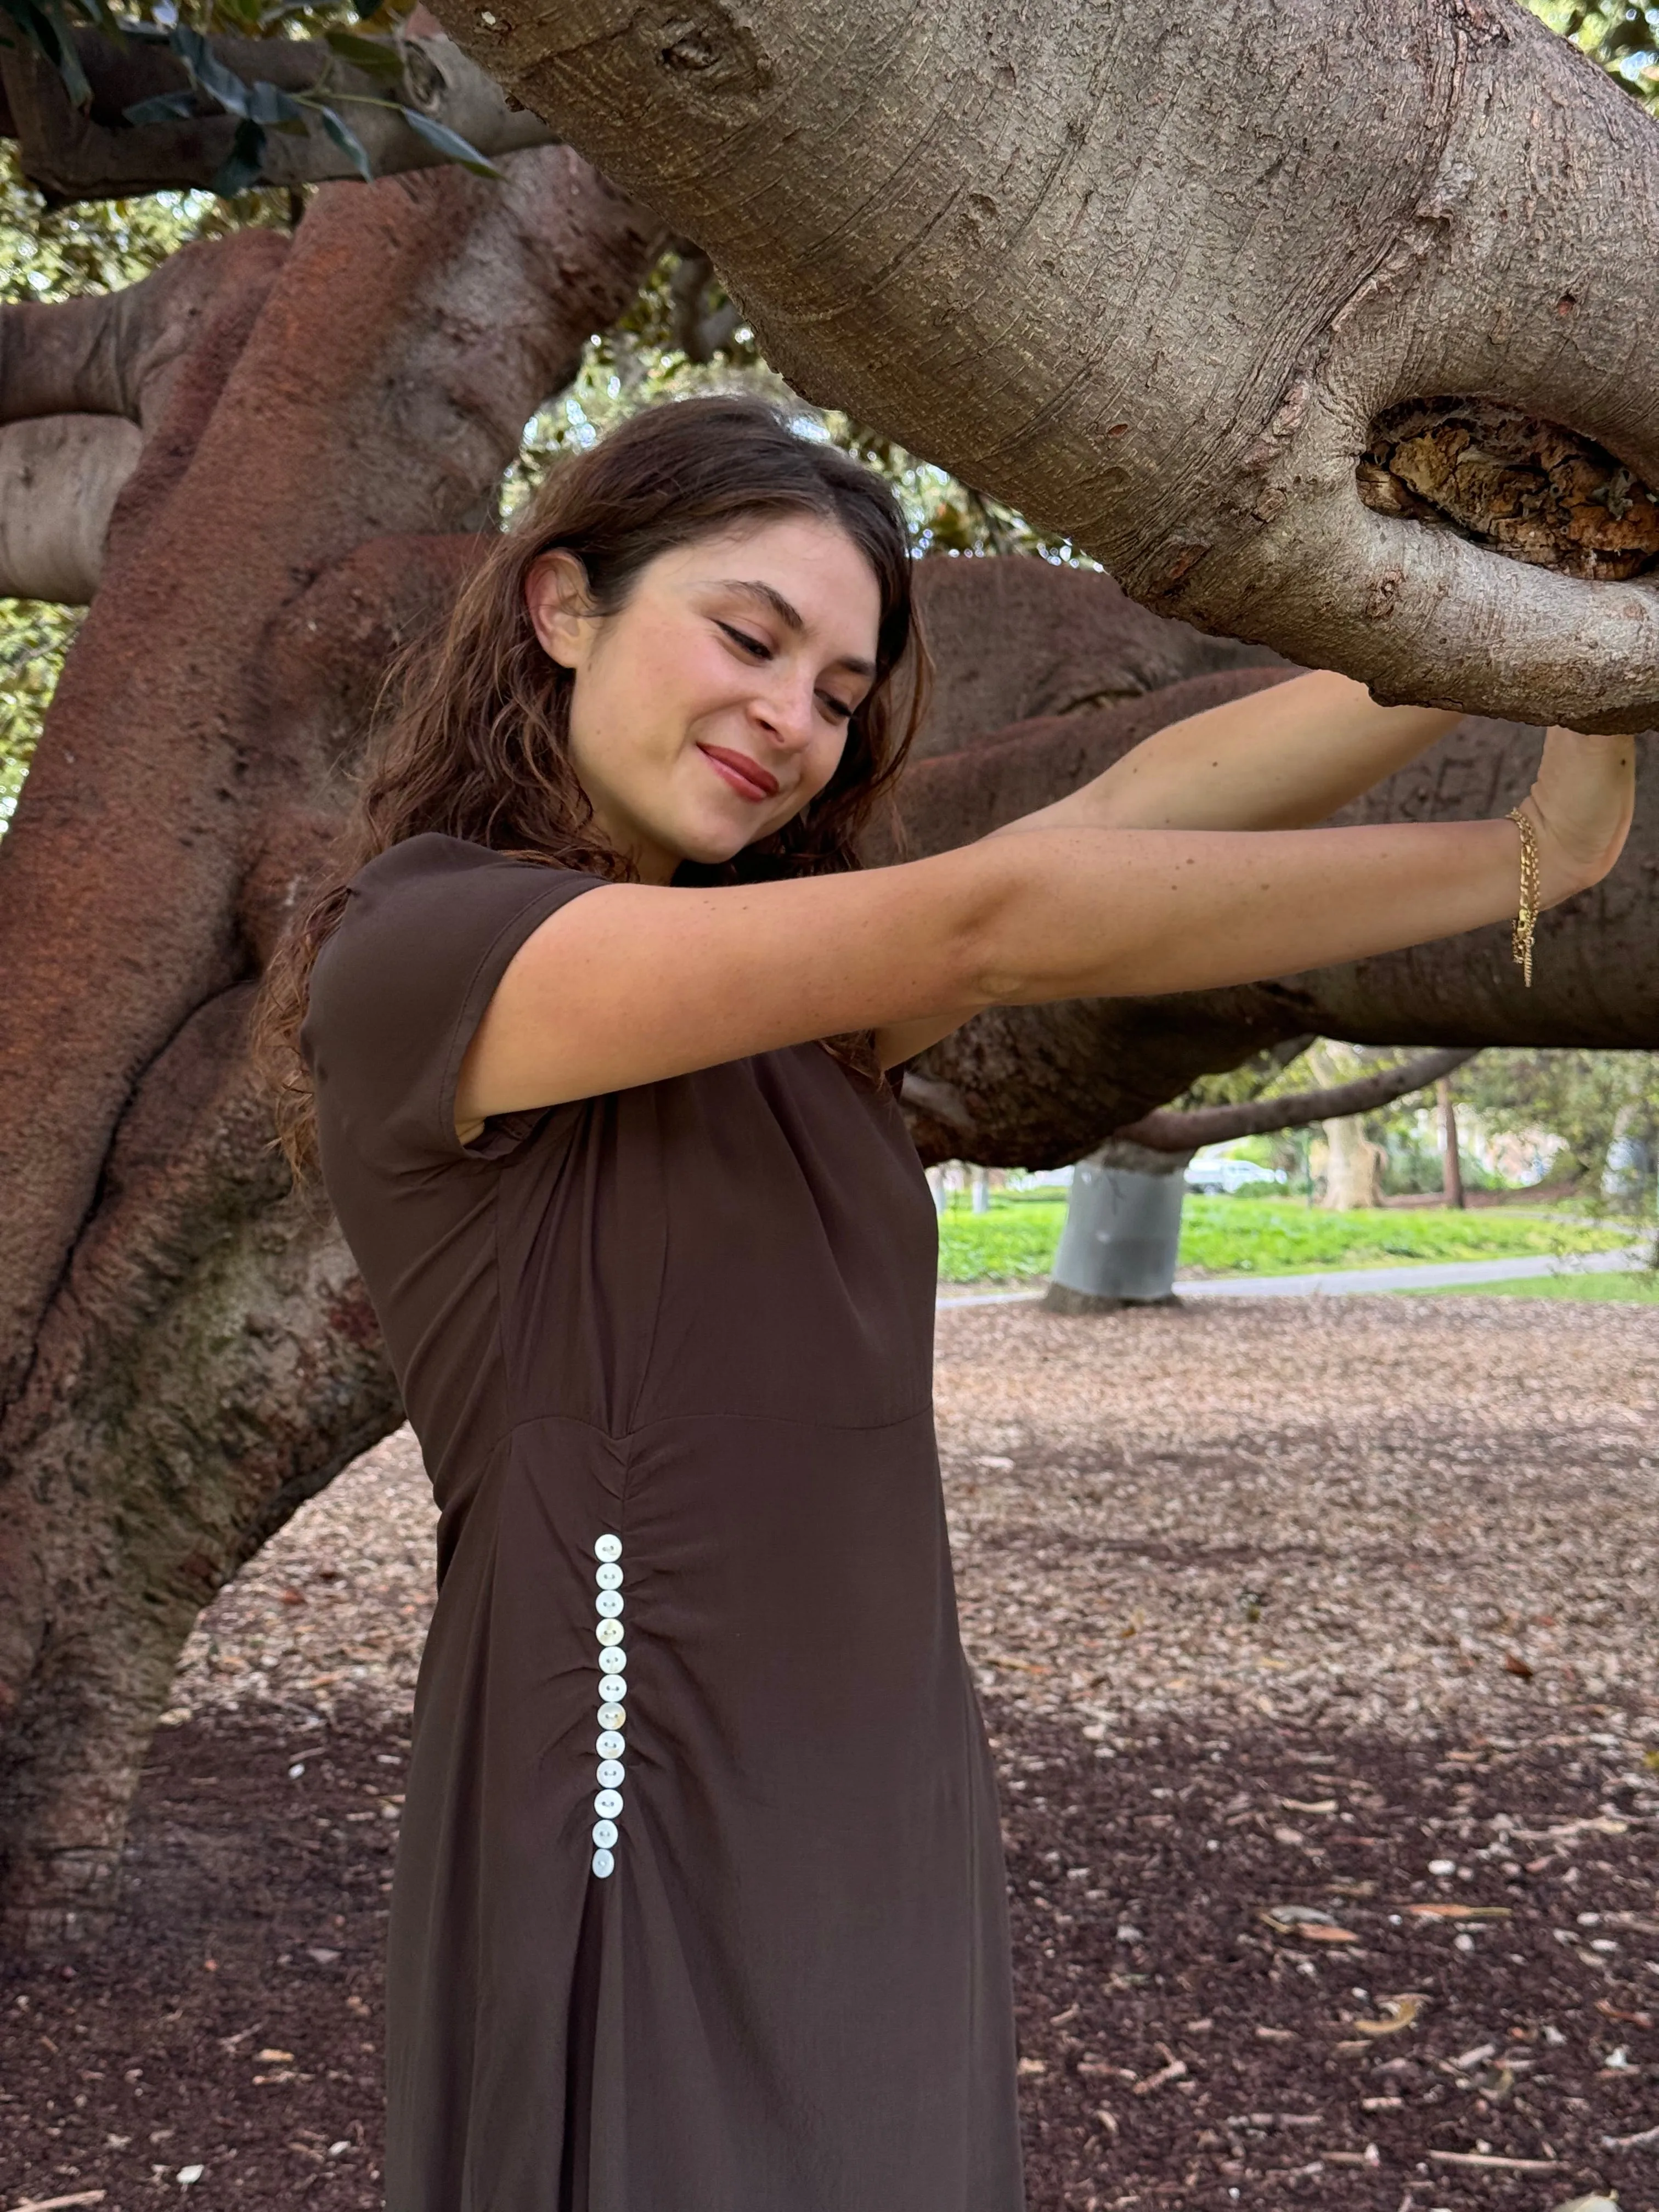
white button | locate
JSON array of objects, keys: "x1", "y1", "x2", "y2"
[
  {"x1": 596, "y1": 1562, "x2": 623, "y2": 1591},
  {"x1": 592, "y1": 1847, "x2": 615, "y2": 1878},
  {"x1": 595, "y1": 1788, "x2": 623, "y2": 1818},
  {"x1": 599, "y1": 1675, "x2": 626, "y2": 1702},
  {"x1": 595, "y1": 1534, "x2": 622, "y2": 1563},
  {"x1": 596, "y1": 1620, "x2": 623, "y2": 1646},
  {"x1": 601, "y1": 1646, "x2": 627, "y2": 1673},
  {"x1": 596, "y1": 1730, "x2": 624, "y2": 1758},
  {"x1": 592, "y1": 1818, "x2": 618, "y2": 1849},
  {"x1": 595, "y1": 1590, "x2": 623, "y2": 1619},
  {"x1": 598, "y1": 1703, "x2": 625, "y2": 1731},
  {"x1": 597, "y1": 1758, "x2": 624, "y2": 1788}
]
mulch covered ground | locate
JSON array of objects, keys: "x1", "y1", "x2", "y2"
[{"x1": 5, "y1": 1296, "x2": 1658, "y2": 2211}]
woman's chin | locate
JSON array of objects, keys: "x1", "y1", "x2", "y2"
[{"x1": 670, "y1": 817, "x2": 766, "y2": 870}]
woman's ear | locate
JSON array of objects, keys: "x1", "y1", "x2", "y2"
[{"x1": 525, "y1": 550, "x2": 595, "y2": 670}]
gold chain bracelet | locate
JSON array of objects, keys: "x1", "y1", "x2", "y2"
[{"x1": 1507, "y1": 804, "x2": 1540, "y2": 988}]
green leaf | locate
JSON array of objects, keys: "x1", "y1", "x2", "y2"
[
  {"x1": 315, "y1": 100, "x2": 373, "y2": 182},
  {"x1": 246, "y1": 76, "x2": 307, "y2": 126},
  {"x1": 396, "y1": 104, "x2": 502, "y2": 178},
  {"x1": 209, "y1": 114, "x2": 266, "y2": 195},
  {"x1": 123, "y1": 87, "x2": 198, "y2": 123},
  {"x1": 323, "y1": 26, "x2": 404, "y2": 80},
  {"x1": 7, "y1": 0, "x2": 93, "y2": 105},
  {"x1": 169, "y1": 23, "x2": 258, "y2": 118}
]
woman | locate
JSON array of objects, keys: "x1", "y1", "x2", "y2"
[{"x1": 259, "y1": 394, "x2": 1634, "y2": 2212}]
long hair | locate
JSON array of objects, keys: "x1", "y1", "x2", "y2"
[{"x1": 253, "y1": 394, "x2": 932, "y2": 1178}]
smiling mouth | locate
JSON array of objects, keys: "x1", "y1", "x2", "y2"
[{"x1": 698, "y1": 743, "x2": 781, "y2": 802}]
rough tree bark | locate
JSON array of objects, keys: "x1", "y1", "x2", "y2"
[
  {"x1": 0, "y1": 151, "x2": 663, "y2": 1941},
  {"x1": 420, "y1": 0, "x2": 1659, "y2": 730}
]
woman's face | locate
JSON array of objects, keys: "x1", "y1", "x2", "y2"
[{"x1": 526, "y1": 513, "x2": 884, "y2": 884}]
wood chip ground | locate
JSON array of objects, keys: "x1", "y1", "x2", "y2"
[{"x1": 4, "y1": 1296, "x2": 1657, "y2": 2209}]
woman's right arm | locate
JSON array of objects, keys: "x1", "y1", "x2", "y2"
[{"x1": 454, "y1": 728, "x2": 1635, "y2": 1134}]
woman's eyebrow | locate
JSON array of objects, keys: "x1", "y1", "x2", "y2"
[{"x1": 712, "y1": 578, "x2": 877, "y2": 679}]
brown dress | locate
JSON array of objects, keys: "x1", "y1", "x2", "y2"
[{"x1": 301, "y1": 833, "x2": 1023, "y2": 2212}]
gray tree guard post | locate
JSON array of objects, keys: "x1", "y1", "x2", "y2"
[{"x1": 1043, "y1": 1138, "x2": 1197, "y2": 1314}]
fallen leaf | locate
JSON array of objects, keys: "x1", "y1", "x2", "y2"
[
  {"x1": 1503, "y1": 1652, "x2": 1535, "y2": 1679},
  {"x1": 1255, "y1": 2025, "x2": 1297, "y2": 2042},
  {"x1": 1353, "y1": 1993, "x2": 1429, "y2": 2037},
  {"x1": 1598, "y1": 1999, "x2": 1656, "y2": 2029},
  {"x1": 278, "y1": 1588, "x2": 306, "y2": 1607},
  {"x1": 1280, "y1": 1798, "x2": 1338, "y2": 1815},
  {"x1": 1259, "y1": 1905, "x2": 1358, "y2": 1943},
  {"x1": 1403, "y1": 1903, "x2": 1511, "y2": 1921},
  {"x1": 1429, "y1": 2150, "x2": 1558, "y2": 2172},
  {"x1": 1016, "y1": 2057, "x2": 1046, "y2": 2076},
  {"x1": 256, "y1": 2048, "x2": 295, "y2": 2063},
  {"x1": 1272, "y1": 1825, "x2": 1306, "y2": 1847}
]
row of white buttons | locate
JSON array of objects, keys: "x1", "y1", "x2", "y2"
[{"x1": 591, "y1": 1533, "x2": 625, "y2": 1877}]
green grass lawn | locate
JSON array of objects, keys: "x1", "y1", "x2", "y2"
[
  {"x1": 935, "y1": 1189, "x2": 1637, "y2": 1286},
  {"x1": 1411, "y1": 1268, "x2": 1659, "y2": 1303}
]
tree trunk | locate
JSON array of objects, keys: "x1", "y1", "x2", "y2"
[
  {"x1": 426, "y1": 0, "x2": 1659, "y2": 732},
  {"x1": 0, "y1": 151, "x2": 662, "y2": 1944},
  {"x1": 1043, "y1": 1139, "x2": 1194, "y2": 1314},
  {"x1": 1439, "y1": 1074, "x2": 1466, "y2": 1207},
  {"x1": 1320, "y1": 1116, "x2": 1385, "y2": 1210}
]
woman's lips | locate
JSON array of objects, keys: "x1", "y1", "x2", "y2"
[{"x1": 698, "y1": 743, "x2": 780, "y2": 802}]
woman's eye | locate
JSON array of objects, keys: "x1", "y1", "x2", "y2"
[
  {"x1": 718, "y1": 623, "x2": 769, "y2": 658},
  {"x1": 818, "y1": 693, "x2": 855, "y2": 723}
]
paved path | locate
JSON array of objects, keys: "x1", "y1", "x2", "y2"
[{"x1": 936, "y1": 1244, "x2": 1651, "y2": 1309}]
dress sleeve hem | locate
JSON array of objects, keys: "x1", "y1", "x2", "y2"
[{"x1": 438, "y1": 873, "x2": 607, "y2": 1165}]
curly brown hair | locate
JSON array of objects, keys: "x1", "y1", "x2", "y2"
[{"x1": 253, "y1": 394, "x2": 932, "y2": 1178}]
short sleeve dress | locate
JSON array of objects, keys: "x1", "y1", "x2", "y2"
[{"x1": 301, "y1": 832, "x2": 1024, "y2": 2212}]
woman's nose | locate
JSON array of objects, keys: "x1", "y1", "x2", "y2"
[{"x1": 750, "y1": 676, "x2": 817, "y2": 752}]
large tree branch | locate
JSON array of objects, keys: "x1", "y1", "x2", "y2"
[
  {"x1": 419, "y1": 0, "x2": 1659, "y2": 730},
  {"x1": 1112, "y1": 1046, "x2": 1480, "y2": 1153},
  {"x1": 0, "y1": 229, "x2": 289, "y2": 430},
  {"x1": 1, "y1": 24, "x2": 557, "y2": 202},
  {"x1": 0, "y1": 415, "x2": 143, "y2": 601}
]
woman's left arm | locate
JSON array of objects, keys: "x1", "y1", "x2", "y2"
[
  {"x1": 1006, "y1": 668, "x2": 1460, "y2": 836},
  {"x1": 876, "y1": 670, "x2": 1460, "y2": 1066}
]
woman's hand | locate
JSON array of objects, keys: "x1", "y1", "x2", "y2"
[{"x1": 1525, "y1": 726, "x2": 1638, "y2": 905}]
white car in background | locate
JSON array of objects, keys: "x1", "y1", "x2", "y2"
[{"x1": 1183, "y1": 1154, "x2": 1288, "y2": 1197}]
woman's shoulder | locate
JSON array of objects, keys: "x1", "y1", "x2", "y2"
[
  {"x1": 312, "y1": 832, "x2": 606, "y2": 1013},
  {"x1": 345, "y1": 831, "x2": 577, "y2": 899}
]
